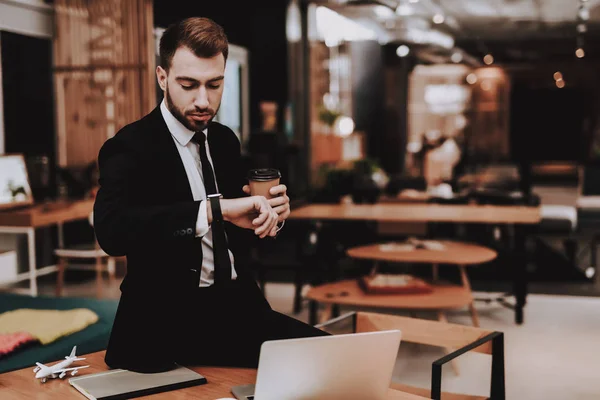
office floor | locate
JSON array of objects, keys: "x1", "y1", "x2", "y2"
[{"x1": 20, "y1": 274, "x2": 599, "y2": 400}]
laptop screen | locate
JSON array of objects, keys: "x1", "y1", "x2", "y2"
[{"x1": 0, "y1": 155, "x2": 34, "y2": 210}]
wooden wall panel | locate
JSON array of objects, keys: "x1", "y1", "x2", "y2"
[
  {"x1": 53, "y1": 0, "x2": 155, "y2": 167},
  {"x1": 468, "y1": 67, "x2": 511, "y2": 161}
]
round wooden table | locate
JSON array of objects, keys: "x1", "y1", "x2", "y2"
[
  {"x1": 347, "y1": 240, "x2": 497, "y2": 265},
  {"x1": 307, "y1": 279, "x2": 473, "y2": 311},
  {"x1": 343, "y1": 240, "x2": 498, "y2": 328}
]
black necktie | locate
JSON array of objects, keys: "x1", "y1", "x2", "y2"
[
  {"x1": 192, "y1": 131, "x2": 218, "y2": 195},
  {"x1": 192, "y1": 131, "x2": 232, "y2": 285}
]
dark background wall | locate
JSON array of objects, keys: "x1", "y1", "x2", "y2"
[
  {"x1": 1, "y1": 30, "x2": 56, "y2": 198},
  {"x1": 506, "y1": 62, "x2": 600, "y2": 164},
  {"x1": 380, "y1": 44, "x2": 414, "y2": 175},
  {"x1": 459, "y1": 38, "x2": 600, "y2": 164},
  {"x1": 1, "y1": 31, "x2": 55, "y2": 159},
  {"x1": 349, "y1": 41, "x2": 385, "y2": 167}
]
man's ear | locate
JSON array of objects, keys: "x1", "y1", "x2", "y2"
[{"x1": 156, "y1": 66, "x2": 167, "y2": 91}]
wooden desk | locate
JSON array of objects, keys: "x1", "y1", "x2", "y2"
[
  {"x1": 0, "y1": 199, "x2": 95, "y2": 296},
  {"x1": 290, "y1": 203, "x2": 541, "y2": 325},
  {"x1": 0, "y1": 351, "x2": 430, "y2": 400},
  {"x1": 290, "y1": 203, "x2": 541, "y2": 224}
]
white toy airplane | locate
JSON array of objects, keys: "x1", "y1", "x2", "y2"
[{"x1": 33, "y1": 346, "x2": 89, "y2": 383}]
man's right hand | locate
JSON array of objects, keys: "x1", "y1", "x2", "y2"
[{"x1": 208, "y1": 196, "x2": 279, "y2": 238}]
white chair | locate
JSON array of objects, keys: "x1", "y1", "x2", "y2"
[{"x1": 54, "y1": 212, "x2": 116, "y2": 298}]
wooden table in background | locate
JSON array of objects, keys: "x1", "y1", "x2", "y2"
[
  {"x1": 307, "y1": 280, "x2": 474, "y2": 320},
  {"x1": 290, "y1": 203, "x2": 541, "y2": 224},
  {"x1": 345, "y1": 241, "x2": 499, "y2": 327},
  {"x1": 290, "y1": 203, "x2": 541, "y2": 325},
  {"x1": 0, "y1": 351, "x2": 430, "y2": 400},
  {"x1": 0, "y1": 199, "x2": 95, "y2": 296},
  {"x1": 347, "y1": 241, "x2": 498, "y2": 265}
]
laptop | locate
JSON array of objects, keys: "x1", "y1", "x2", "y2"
[{"x1": 231, "y1": 330, "x2": 402, "y2": 400}]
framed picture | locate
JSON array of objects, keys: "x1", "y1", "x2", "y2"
[{"x1": 0, "y1": 154, "x2": 34, "y2": 210}]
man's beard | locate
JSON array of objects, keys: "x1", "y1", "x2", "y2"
[{"x1": 165, "y1": 85, "x2": 218, "y2": 132}]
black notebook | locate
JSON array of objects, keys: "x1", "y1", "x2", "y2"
[{"x1": 69, "y1": 365, "x2": 207, "y2": 400}]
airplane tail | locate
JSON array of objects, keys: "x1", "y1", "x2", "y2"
[
  {"x1": 72, "y1": 358, "x2": 86, "y2": 362},
  {"x1": 69, "y1": 346, "x2": 77, "y2": 358}
]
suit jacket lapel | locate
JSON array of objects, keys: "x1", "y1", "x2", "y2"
[{"x1": 148, "y1": 107, "x2": 194, "y2": 202}]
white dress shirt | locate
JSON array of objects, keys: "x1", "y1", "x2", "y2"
[{"x1": 160, "y1": 100, "x2": 238, "y2": 286}]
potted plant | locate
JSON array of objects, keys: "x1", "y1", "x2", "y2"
[
  {"x1": 312, "y1": 164, "x2": 353, "y2": 204},
  {"x1": 350, "y1": 159, "x2": 389, "y2": 204},
  {"x1": 317, "y1": 105, "x2": 341, "y2": 133}
]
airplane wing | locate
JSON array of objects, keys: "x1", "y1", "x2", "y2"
[
  {"x1": 57, "y1": 365, "x2": 89, "y2": 378},
  {"x1": 33, "y1": 362, "x2": 47, "y2": 373},
  {"x1": 55, "y1": 366, "x2": 90, "y2": 373}
]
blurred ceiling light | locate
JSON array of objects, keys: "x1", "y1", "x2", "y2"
[
  {"x1": 444, "y1": 15, "x2": 460, "y2": 29},
  {"x1": 466, "y1": 73, "x2": 478, "y2": 84},
  {"x1": 454, "y1": 114, "x2": 468, "y2": 130},
  {"x1": 577, "y1": 23, "x2": 587, "y2": 33},
  {"x1": 396, "y1": 4, "x2": 415, "y2": 16},
  {"x1": 433, "y1": 14, "x2": 445, "y2": 24},
  {"x1": 451, "y1": 52, "x2": 463, "y2": 63},
  {"x1": 425, "y1": 129, "x2": 442, "y2": 142},
  {"x1": 396, "y1": 45, "x2": 410, "y2": 57},
  {"x1": 316, "y1": 6, "x2": 377, "y2": 44},
  {"x1": 325, "y1": 37, "x2": 340, "y2": 47},
  {"x1": 286, "y1": 0, "x2": 302, "y2": 42},
  {"x1": 323, "y1": 93, "x2": 337, "y2": 110},
  {"x1": 556, "y1": 79, "x2": 565, "y2": 89},
  {"x1": 578, "y1": 6, "x2": 590, "y2": 21},
  {"x1": 404, "y1": 28, "x2": 454, "y2": 49},
  {"x1": 475, "y1": 67, "x2": 506, "y2": 80},
  {"x1": 374, "y1": 5, "x2": 394, "y2": 18},
  {"x1": 576, "y1": 48, "x2": 586, "y2": 58},
  {"x1": 334, "y1": 116, "x2": 355, "y2": 137},
  {"x1": 585, "y1": 266, "x2": 595, "y2": 279},
  {"x1": 481, "y1": 81, "x2": 492, "y2": 91},
  {"x1": 407, "y1": 141, "x2": 422, "y2": 153},
  {"x1": 409, "y1": 0, "x2": 419, "y2": 3},
  {"x1": 424, "y1": 84, "x2": 470, "y2": 114},
  {"x1": 483, "y1": 53, "x2": 494, "y2": 65},
  {"x1": 553, "y1": 72, "x2": 563, "y2": 81}
]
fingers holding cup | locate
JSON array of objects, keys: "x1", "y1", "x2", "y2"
[
  {"x1": 269, "y1": 193, "x2": 290, "y2": 222},
  {"x1": 269, "y1": 184, "x2": 287, "y2": 198}
]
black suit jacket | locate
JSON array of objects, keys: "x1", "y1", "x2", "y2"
[{"x1": 94, "y1": 106, "x2": 265, "y2": 372}]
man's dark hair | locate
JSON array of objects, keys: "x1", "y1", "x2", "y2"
[{"x1": 159, "y1": 17, "x2": 229, "y2": 70}]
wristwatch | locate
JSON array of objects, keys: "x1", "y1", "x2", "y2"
[{"x1": 208, "y1": 193, "x2": 224, "y2": 223}]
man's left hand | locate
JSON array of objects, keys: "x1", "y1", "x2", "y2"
[{"x1": 242, "y1": 184, "x2": 290, "y2": 223}]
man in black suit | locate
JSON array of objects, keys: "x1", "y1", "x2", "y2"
[{"x1": 94, "y1": 17, "x2": 326, "y2": 373}]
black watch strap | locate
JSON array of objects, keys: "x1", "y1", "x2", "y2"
[{"x1": 208, "y1": 193, "x2": 224, "y2": 223}]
